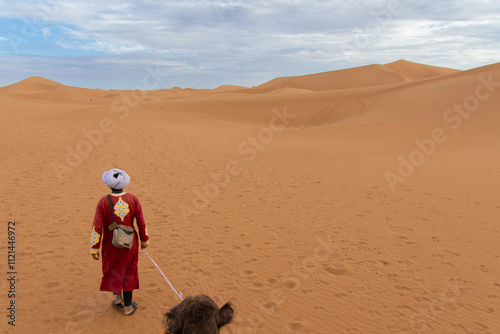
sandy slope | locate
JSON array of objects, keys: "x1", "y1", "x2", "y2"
[{"x1": 1, "y1": 60, "x2": 499, "y2": 334}]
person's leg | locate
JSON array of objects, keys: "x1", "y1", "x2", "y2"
[
  {"x1": 123, "y1": 291, "x2": 132, "y2": 306},
  {"x1": 112, "y1": 292, "x2": 123, "y2": 307},
  {"x1": 123, "y1": 291, "x2": 137, "y2": 315}
]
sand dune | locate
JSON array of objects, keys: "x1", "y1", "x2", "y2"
[
  {"x1": 383, "y1": 59, "x2": 459, "y2": 80},
  {"x1": 236, "y1": 60, "x2": 459, "y2": 94},
  {"x1": 1, "y1": 60, "x2": 499, "y2": 334},
  {"x1": 0, "y1": 76, "x2": 65, "y2": 92}
]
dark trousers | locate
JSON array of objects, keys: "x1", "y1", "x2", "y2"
[{"x1": 114, "y1": 291, "x2": 133, "y2": 306}]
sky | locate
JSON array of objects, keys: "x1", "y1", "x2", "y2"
[{"x1": 0, "y1": 0, "x2": 499, "y2": 90}]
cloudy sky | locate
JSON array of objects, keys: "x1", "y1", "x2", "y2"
[{"x1": 0, "y1": 0, "x2": 499, "y2": 89}]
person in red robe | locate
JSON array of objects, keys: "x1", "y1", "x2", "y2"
[{"x1": 90, "y1": 168, "x2": 150, "y2": 316}]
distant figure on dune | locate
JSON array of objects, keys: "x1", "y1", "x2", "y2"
[
  {"x1": 164, "y1": 295, "x2": 234, "y2": 334},
  {"x1": 90, "y1": 168, "x2": 150, "y2": 316},
  {"x1": 89, "y1": 98, "x2": 92, "y2": 102}
]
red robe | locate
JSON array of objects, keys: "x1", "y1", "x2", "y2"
[{"x1": 90, "y1": 192, "x2": 149, "y2": 293}]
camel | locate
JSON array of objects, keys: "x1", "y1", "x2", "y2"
[{"x1": 164, "y1": 295, "x2": 234, "y2": 334}]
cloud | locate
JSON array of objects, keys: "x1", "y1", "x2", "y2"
[{"x1": 0, "y1": 0, "x2": 499, "y2": 88}]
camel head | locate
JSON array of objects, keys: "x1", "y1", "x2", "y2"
[{"x1": 164, "y1": 295, "x2": 234, "y2": 334}]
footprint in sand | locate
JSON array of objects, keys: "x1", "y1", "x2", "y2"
[
  {"x1": 261, "y1": 301, "x2": 279, "y2": 312},
  {"x1": 46, "y1": 281, "x2": 60, "y2": 289},
  {"x1": 266, "y1": 278, "x2": 278, "y2": 288},
  {"x1": 245, "y1": 258, "x2": 259, "y2": 264},
  {"x1": 283, "y1": 279, "x2": 298, "y2": 290},
  {"x1": 251, "y1": 282, "x2": 264, "y2": 289},
  {"x1": 322, "y1": 263, "x2": 348, "y2": 276},
  {"x1": 241, "y1": 270, "x2": 255, "y2": 277},
  {"x1": 287, "y1": 320, "x2": 307, "y2": 333}
]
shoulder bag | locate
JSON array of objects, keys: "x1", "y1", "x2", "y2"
[{"x1": 107, "y1": 195, "x2": 134, "y2": 249}]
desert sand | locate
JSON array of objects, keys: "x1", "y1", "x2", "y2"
[{"x1": 1, "y1": 60, "x2": 499, "y2": 333}]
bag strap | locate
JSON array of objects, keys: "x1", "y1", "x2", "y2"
[{"x1": 107, "y1": 194, "x2": 118, "y2": 231}]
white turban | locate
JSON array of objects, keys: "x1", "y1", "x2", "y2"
[{"x1": 102, "y1": 169, "x2": 130, "y2": 189}]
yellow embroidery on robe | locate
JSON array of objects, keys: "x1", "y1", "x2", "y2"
[
  {"x1": 90, "y1": 226, "x2": 100, "y2": 247},
  {"x1": 114, "y1": 197, "x2": 130, "y2": 222}
]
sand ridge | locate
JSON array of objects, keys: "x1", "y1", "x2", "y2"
[{"x1": 1, "y1": 60, "x2": 499, "y2": 333}]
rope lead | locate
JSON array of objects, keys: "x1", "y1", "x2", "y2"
[{"x1": 144, "y1": 249, "x2": 184, "y2": 301}]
